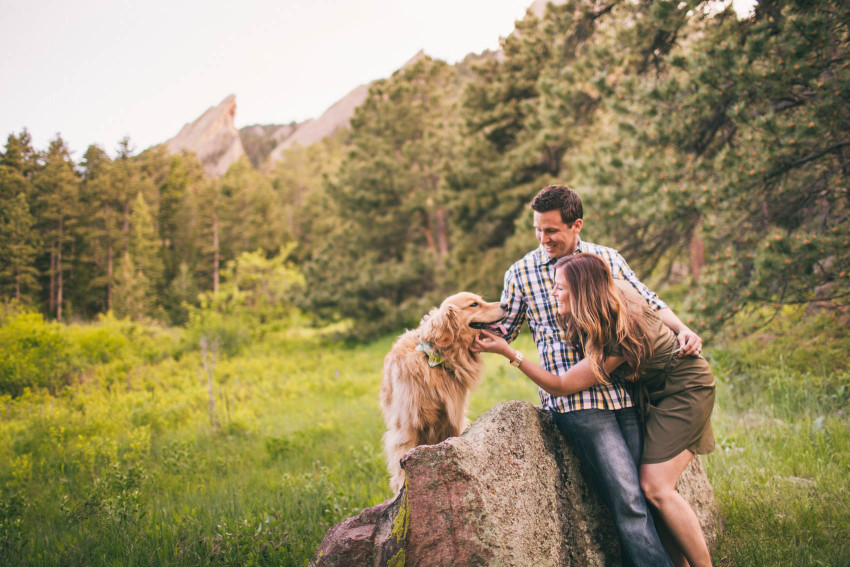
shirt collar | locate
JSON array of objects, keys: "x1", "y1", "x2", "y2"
[{"x1": 537, "y1": 237, "x2": 584, "y2": 265}]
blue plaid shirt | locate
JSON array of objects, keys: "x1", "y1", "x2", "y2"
[{"x1": 501, "y1": 238, "x2": 668, "y2": 412}]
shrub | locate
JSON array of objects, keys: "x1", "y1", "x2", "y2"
[
  {"x1": 0, "y1": 312, "x2": 75, "y2": 396},
  {"x1": 183, "y1": 309, "x2": 252, "y2": 358},
  {"x1": 181, "y1": 248, "x2": 305, "y2": 357}
]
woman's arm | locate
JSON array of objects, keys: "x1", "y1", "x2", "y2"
[{"x1": 473, "y1": 330, "x2": 626, "y2": 397}]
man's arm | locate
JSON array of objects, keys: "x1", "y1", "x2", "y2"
[
  {"x1": 611, "y1": 251, "x2": 703, "y2": 356},
  {"x1": 657, "y1": 308, "x2": 702, "y2": 356},
  {"x1": 498, "y1": 265, "x2": 527, "y2": 344}
]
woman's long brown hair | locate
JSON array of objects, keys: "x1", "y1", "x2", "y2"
[{"x1": 554, "y1": 253, "x2": 655, "y2": 383}]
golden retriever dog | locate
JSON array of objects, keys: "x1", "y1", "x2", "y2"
[{"x1": 380, "y1": 292, "x2": 506, "y2": 493}]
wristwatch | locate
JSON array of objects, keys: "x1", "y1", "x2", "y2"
[{"x1": 510, "y1": 350, "x2": 524, "y2": 368}]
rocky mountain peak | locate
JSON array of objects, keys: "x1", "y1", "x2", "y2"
[
  {"x1": 265, "y1": 83, "x2": 370, "y2": 165},
  {"x1": 165, "y1": 94, "x2": 245, "y2": 178},
  {"x1": 400, "y1": 49, "x2": 426, "y2": 70},
  {"x1": 163, "y1": 2, "x2": 564, "y2": 173}
]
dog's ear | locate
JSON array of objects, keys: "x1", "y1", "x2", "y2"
[
  {"x1": 421, "y1": 304, "x2": 460, "y2": 350},
  {"x1": 419, "y1": 307, "x2": 442, "y2": 343}
]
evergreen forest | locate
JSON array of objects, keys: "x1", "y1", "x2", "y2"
[
  {"x1": 1, "y1": 0, "x2": 846, "y2": 338},
  {"x1": 1, "y1": 1, "x2": 849, "y2": 565}
]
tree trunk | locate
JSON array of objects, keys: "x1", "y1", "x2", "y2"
[
  {"x1": 421, "y1": 209, "x2": 437, "y2": 259},
  {"x1": 123, "y1": 200, "x2": 131, "y2": 235},
  {"x1": 106, "y1": 205, "x2": 114, "y2": 311},
  {"x1": 107, "y1": 240, "x2": 113, "y2": 311},
  {"x1": 690, "y1": 231, "x2": 705, "y2": 283},
  {"x1": 57, "y1": 218, "x2": 64, "y2": 322},
  {"x1": 200, "y1": 338, "x2": 219, "y2": 431},
  {"x1": 49, "y1": 242, "x2": 56, "y2": 315},
  {"x1": 435, "y1": 204, "x2": 449, "y2": 257},
  {"x1": 213, "y1": 214, "x2": 220, "y2": 293},
  {"x1": 14, "y1": 263, "x2": 21, "y2": 301}
]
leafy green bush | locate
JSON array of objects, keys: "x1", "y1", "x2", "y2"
[
  {"x1": 182, "y1": 248, "x2": 306, "y2": 357},
  {"x1": 0, "y1": 311, "x2": 74, "y2": 396},
  {"x1": 74, "y1": 311, "x2": 182, "y2": 364},
  {"x1": 71, "y1": 315, "x2": 132, "y2": 365},
  {"x1": 0, "y1": 309, "x2": 182, "y2": 397},
  {"x1": 183, "y1": 308, "x2": 252, "y2": 358}
]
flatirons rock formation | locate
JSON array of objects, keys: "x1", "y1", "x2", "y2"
[
  {"x1": 164, "y1": 50, "x2": 434, "y2": 172},
  {"x1": 311, "y1": 401, "x2": 721, "y2": 566},
  {"x1": 239, "y1": 122, "x2": 299, "y2": 169},
  {"x1": 266, "y1": 50, "x2": 425, "y2": 165},
  {"x1": 266, "y1": 84, "x2": 370, "y2": 163},
  {"x1": 165, "y1": 0, "x2": 563, "y2": 172},
  {"x1": 166, "y1": 94, "x2": 245, "y2": 177}
]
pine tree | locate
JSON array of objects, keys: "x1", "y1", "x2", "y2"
[
  {"x1": 0, "y1": 132, "x2": 40, "y2": 304},
  {"x1": 449, "y1": 0, "x2": 636, "y2": 297},
  {"x1": 129, "y1": 191, "x2": 163, "y2": 288},
  {"x1": 112, "y1": 138, "x2": 156, "y2": 251},
  {"x1": 0, "y1": 130, "x2": 39, "y2": 180},
  {"x1": 219, "y1": 157, "x2": 286, "y2": 259},
  {"x1": 112, "y1": 192, "x2": 163, "y2": 320},
  {"x1": 300, "y1": 56, "x2": 462, "y2": 335},
  {"x1": 193, "y1": 177, "x2": 226, "y2": 294},
  {"x1": 78, "y1": 144, "x2": 121, "y2": 313},
  {"x1": 0, "y1": 192, "x2": 40, "y2": 301},
  {"x1": 583, "y1": 0, "x2": 850, "y2": 332},
  {"x1": 112, "y1": 251, "x2": 151, "y2": 320},
  {"x1": 156, "y1": 152, "x2": 208, "y2": 321},
  {"x1": 270, "y1": 131, "x2": 344, "y2": 260},
  {"x1": 32, "y1": 136, "x2": 80, "y2": 321},
  {"x1": 158, "y1": 152, "x2": 205, "y2": 284}
]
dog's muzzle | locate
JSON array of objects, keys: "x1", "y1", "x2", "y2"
[{"x1": 470, "y1": 320, "x2": 508, "y2": 335}]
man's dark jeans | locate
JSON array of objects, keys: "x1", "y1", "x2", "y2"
[{"x1": 550, "y1": 406, "x2": 673, "y2": 567}]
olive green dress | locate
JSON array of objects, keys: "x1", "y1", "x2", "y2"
[{"x1": 610, "y1": 283, "x2": 716, "y2": 464}]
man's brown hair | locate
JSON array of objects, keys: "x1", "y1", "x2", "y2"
[{"x1": 530, "y1": 185, "x2": 583, "y2": 225}]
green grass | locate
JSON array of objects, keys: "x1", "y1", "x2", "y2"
[
  {"x1": 0, "y1": 319, "x2": 538, "y2": 566},
  {"x1": 704, "y1": 309, "x2": 850, "y2": 566},
  {"x1": 0, "y1": 307, "x2": 847, "y2": 565}
]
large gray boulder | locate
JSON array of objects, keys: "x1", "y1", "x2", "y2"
[{"x1": 311, "y1": 401, "x2": 720, "y2": 566}]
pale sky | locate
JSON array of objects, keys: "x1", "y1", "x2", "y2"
[{"x1": 0, "y1": 0, "x2": 534, "y2": 158}]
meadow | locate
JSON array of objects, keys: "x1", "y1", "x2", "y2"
[{"x1": 0, "y1": 306, "x2": 848, "y2": 566}]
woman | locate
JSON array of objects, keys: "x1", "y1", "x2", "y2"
[{"x1": 474, "y1": 253, "x2": 715, "y2": 567}]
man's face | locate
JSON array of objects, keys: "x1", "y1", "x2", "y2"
[{"x1": 533, "y1": 210, "x2": 582, "y2": 260}]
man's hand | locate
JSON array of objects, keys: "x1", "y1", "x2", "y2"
[
  {"x1": 657, "y1": 308, "x2": 703, "y2": 357},
  {"x1": 677, "y1": 328, "x2": 703, "y2": 357}
]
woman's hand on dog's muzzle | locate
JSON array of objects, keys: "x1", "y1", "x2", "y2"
[{"x1": 472, "y1": 330, "x2": 511, "y2": 357}]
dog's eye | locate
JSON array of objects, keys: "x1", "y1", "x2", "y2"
[{"x1": 469, "y1": 302, "x2": 479, "y2": 307}]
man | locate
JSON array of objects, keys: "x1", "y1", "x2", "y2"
[{"x1": 496, "y1": 185, "x2": 701, "y2": 567}]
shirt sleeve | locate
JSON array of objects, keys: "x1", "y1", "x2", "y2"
[
  {"x1": 610, "y1": 251, "x2": 668, "y2": 311},
  {"x1": 499, "y1": 265, "x2": 527, "y2": 343}
]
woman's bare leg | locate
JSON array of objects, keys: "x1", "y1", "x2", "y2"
[
  {"x1": 640, "y1": 450, "x2": 711, "y2": 567},
  {"x1": 651, "y1": 506, "x2": 689, "y2": 567}
]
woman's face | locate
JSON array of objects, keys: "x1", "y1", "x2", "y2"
[{"x1": 552, "y1": 268, "x2": 571, "y2": 316}]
